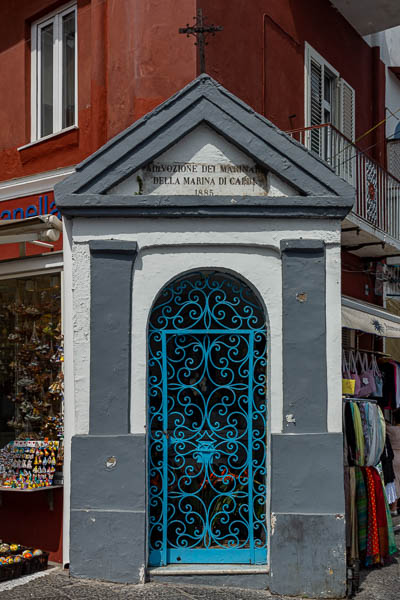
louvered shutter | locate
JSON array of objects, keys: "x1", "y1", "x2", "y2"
[
  {"x1": 339, "y1": 79, "x2": 356, "y2": 183},
  {"x1": 339, "y1": 79, "x2": 355, "y2": 141},
  {"x1": 309, "y1": 58, "x2": 323, "y2": 154}
]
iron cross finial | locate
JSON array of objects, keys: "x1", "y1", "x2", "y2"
[{"x1": 179, "y1": 8, "x2": 223, "y2": 74}]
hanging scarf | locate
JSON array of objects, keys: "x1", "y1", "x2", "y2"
[
  {"x1": 365, "y1": 403, "x2": 375, "y2": 466},
  {"x1": 364, "y1": 467, "x2": 381, "y2": 566},
  {"x1": 366, "y1": 403, "x2": 384, "y2": 467},
  {"x1": 355, "y1": 467, "x2": 368, "y2": 556},
  {"x1": 359, "y1": 403, "x2": 370, "y2": 463},
  {"x1": 349, "y1": 467, "x2": 358, "y2": 560},
  {"x1": 344, "y1": 402, "x2": 357, "y2": 466},
  {"x1": 376, "y1": 407, "x2": 386, "y2": 465},
  {"x1": 352, "y1": 402, "x2": 365, "y2": 466},
  {"x1": 376, "y1": 463, "x2": 397, "y2": 557},
  {"x1": 371, "y1": 466, "x2": 389, "y2": 561},
  {"x1": 384, "y1": 500, "x2": 397, "y2": 558}
]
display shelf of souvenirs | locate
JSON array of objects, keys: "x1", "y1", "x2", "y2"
[
  {"x1": 0, "y1": 440, "x2": 61, "y2": 490},
  {"x1": 0, "y1": 277, "x2": 64, "y2": 443},
  {"x1": 0, "y1": 542, "x2": 48, "y2": 582}
]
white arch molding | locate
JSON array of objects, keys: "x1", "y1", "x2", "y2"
[{"x1": 131, "y1": 247, "x2": 281, "y2": 437}]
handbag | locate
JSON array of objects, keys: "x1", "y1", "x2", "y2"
[
  {"x1": 371, "y1": 354, "x2": 383, "y2": 397},
  {"x1": 348, "y1": 350, "x2": 361, "y2": 396},
  {"x1": 358, "y1": 352, "x2": 376, "y2": 397},
  {"x1": 342, "y1": 350, "x2": 355, "y2": 395}
]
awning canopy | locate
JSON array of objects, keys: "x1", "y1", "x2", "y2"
[
  {"x1": 342, "y1": 295, "x2": 400, "y2": 338},
  {"x1": 0, "y1": 215, "x2": 62, "y2": 248}
]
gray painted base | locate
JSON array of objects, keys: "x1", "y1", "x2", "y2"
[
  {"x1": 269, "y1": 513, "x2": 346, "y2": 598},
  {"x1": 70, "y1": 434, "x2": 146, "y2": 583},
  {"x1": 70, "y1": 509, "x2": 145, "y2": 583},
  {"x1": 270, "y1": 433, "x2": 346, "y2": 598},
  {"x1": 149, "y1": 573, "x2": 269, "y2": 590}
]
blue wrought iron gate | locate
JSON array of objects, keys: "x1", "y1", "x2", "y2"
[{"x1": 148, "y1": 272, "x2": 267, "y2": 566}]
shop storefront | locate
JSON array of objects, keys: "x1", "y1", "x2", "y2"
[
  {"x1": 0, "y1": 203, "x2": 64, "y2": 566},
  {"x1": 341, "y1": 295, "x2": 400, "y2": 594}
]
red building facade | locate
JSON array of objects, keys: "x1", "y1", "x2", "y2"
[
  {"x1": 0, "y1": 0, "x2": 398, "y2": 572},
  {"x1": 0, "y1": 0, "x2": 388, "y2": 183},
  {"x1": 1, "y1": 0, "x2": 391, "y2": 303}
]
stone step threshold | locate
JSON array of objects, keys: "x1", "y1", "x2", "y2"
[{"x1": 149, "y1": 564, "x2": 269, "y2": 576}]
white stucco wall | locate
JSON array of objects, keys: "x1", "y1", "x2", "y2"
[
  {"x1": 65, "y1": 216, "x2": 343, "y2": 440},
  {"x1": 62, "y1": 218, "x2": 74, "y2": 566},
  {"x1": 62, "y1": 215, "x2": 344, "y2": 566}
]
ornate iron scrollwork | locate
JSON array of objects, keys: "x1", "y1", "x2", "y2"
[{"x1": 148, "y1": 271, "x2": 267, "y2": 565}]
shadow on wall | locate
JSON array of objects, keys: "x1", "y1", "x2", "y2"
[{"x1": 0, "y1": 487, "x2": 63, "y2": 562}]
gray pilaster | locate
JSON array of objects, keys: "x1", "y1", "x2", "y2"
[
  {"x1": 276, "y1": 241, "x2": 346, "y2": 597},
  {"x1": 69, "y1": 240, "x2": 144, "y2": 584},
  {"x1": 281, "y1": 239, "x2": 327, "y2": 433},
  {"x1": 271, "y1": 433, "x2": 345, "y2": 514},
  {"x1": 89, "y1": 240, "x2": 137, "y2": 434}
]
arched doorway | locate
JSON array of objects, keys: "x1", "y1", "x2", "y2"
[{"x1": 148, "y1": 271, "x2": 268, "y2": 566}]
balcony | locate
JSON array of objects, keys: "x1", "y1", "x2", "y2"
[
  {"x1": 329, "y1": 0, "x2": 400, "y2": 35},
  {"x1": 287, "y1": 124, "x2": 400, "y2": 255}
]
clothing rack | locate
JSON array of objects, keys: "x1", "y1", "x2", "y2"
[
  {"x1": 343, "y1": 347, "x2": 390, "y2": 357},
  {"x1": 343, "y1": 398, "x2": 397, "y2": 571},
  {"x1": 343, "y1": 397, "x2": 378, "y2": 404}
]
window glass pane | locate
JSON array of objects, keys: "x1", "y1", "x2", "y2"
[
  {"x1": 324, "y1": 108, "x2": 331, "y2": 124},
  {"x1": 0, "y1": 273, "x2": 62, "y2": 450},
  {"x1": 62, "y1": 11, "x2": 76, "y2": 129},
  {"x1": 40, "y1": 23, "x2": 54, "y2": 137},
  {"x1": 324, "y1": 74, "x2": 332, "y2": 104}
]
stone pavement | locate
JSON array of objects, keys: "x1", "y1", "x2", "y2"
[
  {"x1": 353, "y1": 516, "x2": 400, "y2": 600},
  {"x1": 0, "y1": 524, "x2": 399, "y2": 600},
  {"x1": 0, "y1": 558, "x2": 397, "y2": 600},
  {"x1": 0, "y1": 571, "x2": 275, "y2": 600}
]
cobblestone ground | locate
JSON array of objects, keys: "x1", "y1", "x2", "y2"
[{"x1": 0, "y1": 524, "x2": 398, "y2": 600}]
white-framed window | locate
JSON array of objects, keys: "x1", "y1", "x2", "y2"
[
  {"x1": 31, "y1": 2, "x2": 77, "y2": 142},
  {"x1": 305, "y1": 43, "x2": 355, "y2": 161}
]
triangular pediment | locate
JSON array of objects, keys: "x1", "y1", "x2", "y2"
[
  {"x1": 55, "y1": 75, "x2": 355, "y2": 216},
  {"x1": 108, "y1": 124, "x2": 296, "y2": 197}
]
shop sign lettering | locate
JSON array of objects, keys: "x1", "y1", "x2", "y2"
[{"x1": 0, "y1": 194, "x2": 60, "y2": 221}]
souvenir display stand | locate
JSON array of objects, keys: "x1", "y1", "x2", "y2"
[
  {"x1": 0, "y1": 542, "x2": 49, "y2": 582},
  {"x1": 342, "y1": 336, "x2": 400, "y2": 596},
  {"x1": 0, "y1": 440, "x2": 60, "y2": 489},
  {"x1": 0, "y1": 275, "x2": 64, "y2": 442},
  {"x1": 0, "y1": 273, "x2": 64, "y2": 565}
]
